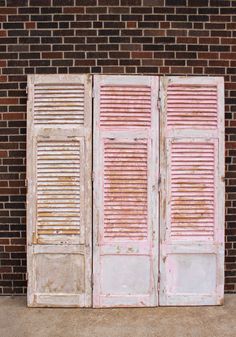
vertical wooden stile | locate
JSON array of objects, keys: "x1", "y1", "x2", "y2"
[
  {"x1": 159, "y1": 76, "x2": 225, "y2": 306},
  {"x1": 93, "y1": 75, "x2": 159, "y2": 307},
  {"x1": 27, "y1": 75, "x2": 92, "y2": 307}
]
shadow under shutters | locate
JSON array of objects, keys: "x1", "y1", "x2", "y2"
[
  {"x1": 34, "y1": 84, "x2": 85, "y2": 125},
  {"x1": 36, "y1": 140, "x2": 81, "y2": 237},
  {"x1": 170, "y1": 141, "x2": 215, "y2": 240},
  {"x1": 104, "y1": 140, "x2": 148, "y2": 240},
  {"x1": 167, "y1": 84, "x2": 218, "y2": 129}
]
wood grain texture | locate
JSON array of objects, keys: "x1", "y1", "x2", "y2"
[
  {"x1": 27, "y1": 74, "x2": 92, "y2": 307},
  {"x1": 93, "y1": 75, "x2": 159, "y2": 308},
  {"x1": 159, "y1": 76, "x2": 225, "y2": 306}
]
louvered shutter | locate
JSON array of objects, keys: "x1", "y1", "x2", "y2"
[
  {"x1": 27, "y1": 75, "x2": 92, "y2": 307},
  {"x1": 93, "y1": 75, "x2": 159, "y2": 307},
  {"x1": 159, "y1": 77, "x2": 224, "y2": 305}
]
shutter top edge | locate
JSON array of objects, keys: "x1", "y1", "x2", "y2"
[
  {"x1": 27, "y1": 74, "x2": 92, "y2": 84},
  {"x1": 163, "y1": 76, "x2": 224, "y2": 86}
]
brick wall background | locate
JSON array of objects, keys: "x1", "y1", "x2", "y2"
[{"x1": 0, "y1": 0, "x2": 236, "y2": 295}]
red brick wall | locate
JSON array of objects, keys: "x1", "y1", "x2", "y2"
[{"x1": 0, "y1": 0, "x2": 235, "y2": 295}]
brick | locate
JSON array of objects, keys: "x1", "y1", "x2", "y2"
[
  {"x1": 42, "y1": 52, "x2": 63, "y2": 58},
  {"x1": 31, "y1": 30, "x2": 51, "y2": 37},
  {"x1": 109, "y1": 51, "x2": 130, "y2": 58},
  {"x1": 139, "y1": 22, "x2": 160, "y2": 28},
  {"x1": 121, "y1": 0, "x2": 141, "y2": 4},
  {"x1": 199, "y1": 8, "x2": 219, "y2": 14},
  {"x1": 109, "y1": 6, "x2": 129, "y2": 14},
  {"x1": 7, "y1": 0, "x2": 28, "y2": 5},
  {"x1": 132, "y1": 7, "x2": 153, "y2": 14},
  {"x1": 3, "y1": 22, "x2": 24, "y2": 29},
  {"x1": 144, "y1": 15, "x2": 165, "y2": 21},
  {"x1": 126, "y1": 22, "x2": 137, "y2": 28},
  {"x1": 143, "y1": 0, "x2": 164, "y2": 4},
  {"x1": 132, "y1": 51, "x2": 153, "y2": 58},
  {"x1": 144, "y1": 29, "x2": 165, "y2": 36},
  {"x1": 0, "y1": 151, "x2": 7, "y2": 157},
  {"x1": 31, "y1": 15, "x2": 52, "y2": 21},
  {"x1": 210, "y1": 0, "x2": 230, "y2": 5},
  {"x1": 30, "y1": 0, "x2": 51, "y2": 5},
  {"x1": 104, "y1": 22, "x2": 125, "y2": 29},
  {"x1": 0, "y1": 8, "x2": 17, "y2": 14},
  {"x1": 38, "y1": 22, "x2": 58, "y2": 29},
  {"x1": 64, "y1": 7, "x2": 84, "y2": 14},
  {"x1": 71, "y1": 22, "x2": 92, "y2": 28},
  {"x1": 19, "y1": 7, "x2": 39, "y2": 14},
  {"x1": 54, "y1": 0, "x2": 74, "y2": 4},
  {"x1": 103, "y1": 66, "x2": 125, "y2": 73},
  {"x1": 45, "y1": 8, "x2": 63, "y2": 15},
  {"x1": 189, "y1": 0, "x2": 208, "y2": 5},
  {"x1": 8, "y1": 15, "x2": 29, "y2": 22},
  {"x1": 166, "y1": 0, "x2": 186, "y2": 5},
  {"x1": 98, "y1": 29, "x2": 120, "y2": 36},
  {"x1": 210, "y1": 15, "x2": 231, "y2": 22}
]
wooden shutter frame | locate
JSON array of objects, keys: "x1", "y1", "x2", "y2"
[
  {"x1": 159, "y1": 76, "x2": 225, "y2": 305},
  {"x1": 93, "y1": 75, "x2": 159, "y2": 307},
  {"x1": 27, "y1": 74, "x2": 92, "y2": 307}
]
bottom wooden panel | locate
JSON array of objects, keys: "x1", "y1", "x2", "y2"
[{"x1": 27, "y1": 245, "x2": 91, "y2": 307}]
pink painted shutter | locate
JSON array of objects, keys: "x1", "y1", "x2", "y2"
[
  {"x1": 93, "y1": 75, "x2": 159, "y2": 307},
  {"x1": 159, "y1": 77, "x2": 224, "y2": 305},
  {"x1": 27, "y1": 75, "x2": 92, "y2": 307}
]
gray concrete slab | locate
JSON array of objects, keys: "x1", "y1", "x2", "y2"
[{"x1": 0, "y1": 295, "x2": 235, "y2": 337}]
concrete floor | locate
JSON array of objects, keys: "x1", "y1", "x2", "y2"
[{"x1": 0, "y1": 296, "x2": 235, "y2": 337}]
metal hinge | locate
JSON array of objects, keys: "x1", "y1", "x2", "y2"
[
  {"x1": 157, "y1": 270, "x2": 161, "y2": 292},
  {"x1": 157, "y1": 87, "x2": 161, "y2": 110},
  {"x1": 32, "y1": 232, "x2": 37, "y2": 244},
  {"x1": 26, "y1": 86, "x2": 28, "y2": 95},
  {"x1": 92, "y1": 171, "x2": 95, "y2": 182},
  {"x1": 158, "y1": 174, "x2": 161, "y2": 192},
  {"x1": 25, "y1": 179, "x2": 28, "y2": 193},
  {"x1": 92, "y1": 88, "x2": 95, "y2": 98}
]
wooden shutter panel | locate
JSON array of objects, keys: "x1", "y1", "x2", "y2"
[
  {"x1": 27, "y1": 75, "x2": 92, "y2": 307},
  {"x1": 93, "y1": 75, "x2": 159, "y2": 307},
  {"x1": 159, "y1": 77, "x2": 224, "y2": 305}
]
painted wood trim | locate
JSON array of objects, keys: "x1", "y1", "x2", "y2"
[
  {"x1": 93, "y1": 75, "x2": 159, "y2": 307},
  {"x1": 159, "y1": 76, "x2": 225, "y2": 306},
  {"x1": 27, "y1": 74, "x2": 92, "y2": 307}
]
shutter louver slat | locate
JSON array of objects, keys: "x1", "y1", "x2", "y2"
[
  {"x1": 100, "y1": 85, "x2": 151, "y2": 127},
  {"x1": 170, "y1": 141, "x2": 215, "y2": 239},
  {"x1": 36, "y1": 140, "x2": 81, "y2": 237},
  {"x1": 167, "y1": 84, "x2": 218, "y2": 128},
  {"x1": 104, "y1": 140, "x2": 148, "y2": 240},
  {"x1": 34, "y1": 84, "x2": 85, "y2": 125}
]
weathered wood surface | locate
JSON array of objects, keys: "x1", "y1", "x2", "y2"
[
  {"x1": 27, "y1": 74, "x2": 92, "y2": 307},
  {"x1": 93, "y1": 75, "x2": 159, "y2": 307},
  {"x1": 159, "y1": 76, "x2": 225, "y2": 306}
]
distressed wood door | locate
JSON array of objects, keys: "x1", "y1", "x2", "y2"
[
  {"x1": 27, "y1": 74, "x2": 92, "y2": 307},
  {"x1": 93, "y1": 75, "x2": 159, "y2": 307},
  {"x1": 159, "y1": 76, "x2": 224, "y2": 305}
]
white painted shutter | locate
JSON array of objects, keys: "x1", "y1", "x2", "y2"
[
  {"x1": 93, "y1": 75, "x2": 159, "y2": 307},
  {"x1": 159, "y1": 77, "x2": 224, "y2": 305},
  {"x1": 27, "y1": 75, "x2": 92, "y2": 307}
]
